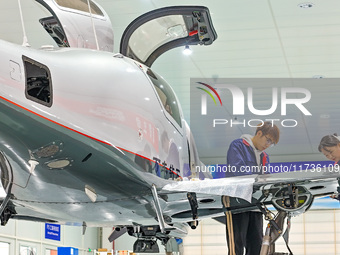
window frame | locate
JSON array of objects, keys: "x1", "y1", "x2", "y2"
[
  {"x1": 146, "y1": 68, "x2": 183, "y2": 131},
  {"x1": 53, "y1": 0, "x2": 104, "y2": 17},
  {"x1": 23, "y1": 56, "x2": 53, "y2": 107}
]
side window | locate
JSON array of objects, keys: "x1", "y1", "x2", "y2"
[
  {"x1": 19, "y1": 245, "x2": 37, "y2": 255},
  {"x1": 147, "y1": 68, "x2": 182, "y2": 127},
  {"x1": 23, "y1": 56, "x2": 52, "y2": 107},
  {"x1": 54, "y1": 0, "x2": 104, "y2": 16},
  {"x1": 0, "y1": 242, "x2": 9, "y2": 255}
]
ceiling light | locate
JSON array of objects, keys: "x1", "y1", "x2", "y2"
[
  {"x1": 298, "y1": 2, "x2": 314, "y2": 8},
  {"x1": 183, "y1": 45, "x2": 192, "y2": 55},
  {"x1": 313, "y1": 75, "x2": 324, "y2": 78}
]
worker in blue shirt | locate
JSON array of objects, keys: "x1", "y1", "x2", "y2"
[
  {"x1": 318, "y1": 133, "x2": 340, "y2": 201},
  {"x1": 226, "y1": 121, "x2": 280, "y2": 255}
]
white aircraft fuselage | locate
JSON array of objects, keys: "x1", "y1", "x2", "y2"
[{"x1": 0, "y1": 39, "x2": 195, "y2": 226}]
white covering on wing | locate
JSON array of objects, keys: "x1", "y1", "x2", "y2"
[{"x1": 162, "y1": 176, "x2": 255, "y2": 202}]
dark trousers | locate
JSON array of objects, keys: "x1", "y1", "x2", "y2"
[{"x1": 226, "y1": 211, "x2": 263, "y2": 255}]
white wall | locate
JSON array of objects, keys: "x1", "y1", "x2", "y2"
[
  {"x1": 101, "y1": 227, "x2": 113, "y2": 252},
  {"x1": 102, "y1": 209, "x2": 340, "y2": 255},
  {"x1": 0, "y1": 219, "x2": 100, "y2": 255},
  {"x1": 182, "y1": 209, "x2": 340, "y2": 255},
  {"x1": 2, "y1": 210, "x2": 338, "y2": 255}
]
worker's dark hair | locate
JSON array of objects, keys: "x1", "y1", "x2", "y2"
[
  {"x1": 318, "y1": 133, "x2": 340, "y2": 152},
  {"x1": 255, "y1": 121, "x2": 280, "y2": 144}
]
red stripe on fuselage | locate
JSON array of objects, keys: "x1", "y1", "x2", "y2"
[
  {"x1": 0, "y1": 95, "x2": 112, "y2": 146},
  {"x1": 0, "y1": 96, "x2": 181, "y2": 177}
]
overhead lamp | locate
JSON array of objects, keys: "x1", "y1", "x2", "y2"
[
  {"x1": 313, "y1": 75, "x2": 325, "y2": 78},
  {"x1": 298, "y1": 2, "x2": 314, "y2": 8},
  {"x1": 183, "y1": 45, "x2": 192, "y2": 55}
]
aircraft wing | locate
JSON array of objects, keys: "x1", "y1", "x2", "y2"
[
  {"x1": 109, "y1": 168, "x2": 340, "y2": 253},
  {"x1": 160, "y1": 167, "x2": 340, "y2": 224},
  {"x1": 162, "y1": 176, "x2": 255, "y2": 202}
]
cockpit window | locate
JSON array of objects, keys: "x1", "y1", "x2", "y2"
[
  {"x1": 54, "y1": 0, "x2": 104, "y2": 16},
  {"x1": 147, "y1": 69, "x2": 182, "y2": 127}
]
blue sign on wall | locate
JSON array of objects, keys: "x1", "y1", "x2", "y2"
[
  {"x1": 58, "y1": 247, "x2": 79, "y2": 255},
  {"x1": 45, "y1": 223, "x2": 61, "y2": 241}
]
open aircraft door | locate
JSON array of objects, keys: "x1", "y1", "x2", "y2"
[
  {"x1": 119, "y1": 6, "x2": 217, "y2": 132},
  {"x1": 119, "y1": 6, "x2": 218, "y2": 67},
  {"x1": 119, "y1": 6, "x2": 218, "y2": 163}
]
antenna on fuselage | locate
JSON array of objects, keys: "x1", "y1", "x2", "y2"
[
  {"x1": 86, "y1": 0, "x2": 100, "y2": 50},
  {"x1": 17, "y1": 0, "x2": 30, "y2": 47}
]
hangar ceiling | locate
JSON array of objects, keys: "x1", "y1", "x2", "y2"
[{"x1": 1, "y1": 0, "x2": 340, "y2": 165}]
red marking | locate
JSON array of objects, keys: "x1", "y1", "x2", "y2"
[
  {"x1": 56, "y1": 97, "x2": 159, "y2": 153},
  {"x1": 0, "y1": 96, "x2": 182, "y2": 178},
  {"x1": 119, "y1": 147, "x2": 157, "y2": 164},
  {"x1": 262, "y1": 152, "x2": 268, "y2": 166},
  {"x1": 242, "y1": 139, "x2": 250, "y2": 146},
  {"x1": 119, "y1": 147, "x2": 182, "y2": 178},
  {"x1": 0, "y1": 95, "x2": 112, "y2": 146},
  {"x1": 189, "y1": 30, "x2": 198, "y2": 36}
]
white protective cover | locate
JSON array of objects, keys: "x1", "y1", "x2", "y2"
[{"x1": 162, "y1": 176, "x2": 255, "y2": 202}]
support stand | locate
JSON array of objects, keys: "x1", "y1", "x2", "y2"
[
  {"x1": 222, "y1": 196, "x2": 235, "y2": 255},
  {"x1": 257, "y1": 204, "x2": 292, "y2": 255}
]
